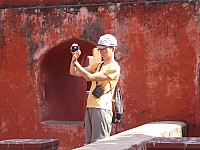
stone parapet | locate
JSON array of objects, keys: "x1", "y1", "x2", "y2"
[
  {"x1": 147, "y1": 137, "x2": 200, "y2": 150},
  {"x1": 74, "y1": 121, "x2": 186, "y2": 150},
  {"x1": 0, "y1": 139, "x2": 59, "y2": 150}
]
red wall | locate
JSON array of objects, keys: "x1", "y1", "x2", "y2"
[
  {"x1": 1, "y1": 1, "x2": 200, "y2": 149},
  {"x1": 38, "y1": 38, "x2": 94, "y2": 122},
  {"x1": 0, "y1": 0, "x2": 145, "y2": 9}
]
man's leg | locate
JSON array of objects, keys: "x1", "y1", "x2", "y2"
[
  {"x1": 91, "y1": 108, "x2": 113, "y2": 143},
  {"x1": 85, "y1": 108, "x2": 92, "y2": 144}
]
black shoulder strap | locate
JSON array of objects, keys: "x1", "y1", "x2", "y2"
[
  {"x1": 99, "y1": 62, "x2": 104, "y2": 71},
  {"x1": 96, "y1": 62, "x2": 104, "y2": 85}
]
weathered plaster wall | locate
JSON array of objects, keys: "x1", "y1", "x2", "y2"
[
  {"x1": 0, "y1": 0, "x2": 150, "y2": 9},
  {"x1": 0, "y1": 1, "x2": 200, "y2": 149}
]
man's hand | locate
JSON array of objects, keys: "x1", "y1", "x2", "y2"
[
  {"x1": 71, "y1": 50, "x2": 81, "y2": 62},
  {"x1": 70, "y1": 43, "x2": 81, "y2": 63}
]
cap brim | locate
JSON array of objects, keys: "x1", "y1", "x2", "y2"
[{"x1": 96, "y1": 45, "x2": 107, "y2": 49}]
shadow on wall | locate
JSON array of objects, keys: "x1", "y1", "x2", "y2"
[{"x1": 38, "y1": 38, "x2": 96, "y2": 123}]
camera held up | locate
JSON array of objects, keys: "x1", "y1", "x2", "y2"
[{"x1": 71, "y1": 43, "x2": 80, "y2": 52}]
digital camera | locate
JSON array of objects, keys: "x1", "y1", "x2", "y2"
[{"x1": 71, "y1": 43, "x2": 80, "y2": 52}]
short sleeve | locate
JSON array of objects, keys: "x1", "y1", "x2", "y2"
[
  {"x1": 87, "y1": 62, "x2": 99, "y2": 73},
  {"x1": 103, "y1": 62, "x2": 120, "y2": 79}
]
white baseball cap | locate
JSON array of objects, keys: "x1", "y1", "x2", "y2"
[{"x1": 97, "y1": 34, "x2": 117, "y2": 49}]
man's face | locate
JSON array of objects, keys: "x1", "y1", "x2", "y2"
[{"x1": 98, "y1": 47, "x2": 114, "y2": 58}]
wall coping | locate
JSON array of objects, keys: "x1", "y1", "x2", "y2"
[
  {"x1": 0, "y1": 139, "x2": 59, "y2": 149},
  {"x1": 74, "y1": 121, "x2": 186, "y2": 150},
  {"x1": 147, "y1": 137, "x2": 200, "y2": 149}
]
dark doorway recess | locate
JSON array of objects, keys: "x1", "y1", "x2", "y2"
[{"x1": 38, "y1": 38, "x2": 95, "y2": 123}]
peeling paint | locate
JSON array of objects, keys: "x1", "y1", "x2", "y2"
[
  {"x1": 0, "y1": 121, "x2": 8, "y2": 133},
  {"x1": 0, "y1": 10, "x2": 6, "y2": 63},
  {"x1": 81, "y1": 21, "x2": 103, "y2": 43},
  {"x1": 108, "y1": 4, "x2": 121, "y2": 19}
]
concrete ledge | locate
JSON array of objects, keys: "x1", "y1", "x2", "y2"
[
  {"x1": 0, "y1": 139, "x2": 59, "y2": 150},
  {"x1": 147, "y1": 137, "x2": 200, "y2": 149},
  {"x1": 74, "y1": 121, "x2": 186, "y2": 150}
]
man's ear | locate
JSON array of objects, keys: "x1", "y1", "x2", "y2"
[{"x1": 112, "y1": 47, "x2": 116, "y2": 52}]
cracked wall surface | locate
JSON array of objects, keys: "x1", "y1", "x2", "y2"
[{"x1": 0, "y1": 1, "x2": 200, "y2": 149}]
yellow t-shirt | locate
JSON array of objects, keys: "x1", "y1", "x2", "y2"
[{"x1": 87, "y1": 61, "x2": 120, "y2": 110}]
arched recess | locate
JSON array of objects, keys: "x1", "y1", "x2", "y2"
[{"x1": 38, "y1": 38, "x2": 97, "y2": 123}]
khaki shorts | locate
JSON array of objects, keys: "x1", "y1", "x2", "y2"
[{"x1": 85, "y1": 108, "x2": 113, "y2": 144}]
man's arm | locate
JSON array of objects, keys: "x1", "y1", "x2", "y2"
[
  {"x1": 74, "y1": 61, "x2": 109, "y2": 81},
  {"x1": 69, "y1": 49, "x2": 91, "y2": 76},
  {"x1": 69, "y1": 48, "x2": 108, "y2": 80},
  {"x1": 70, "y1": 60, "x2": 91, "y2": 77}
]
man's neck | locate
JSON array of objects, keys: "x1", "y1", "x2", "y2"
[{"x1": 103, "y1": 58, "x2": 115, "y2": 65}]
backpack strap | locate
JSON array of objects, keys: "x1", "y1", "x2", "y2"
[{"x1": 117, "y1": 77, "x2": 120, "y2": 86}]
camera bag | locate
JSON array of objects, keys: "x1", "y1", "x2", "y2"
[{"x1": 92, "y1": 85, "x2": 105, "y2": 98}]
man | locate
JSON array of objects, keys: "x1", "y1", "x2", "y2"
[{"x1": 69, "y1": 34, "x2": 120, "y2": 144}]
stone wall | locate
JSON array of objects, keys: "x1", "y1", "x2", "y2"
[{"x1": 0, "y1": 1, "x2": 200, "y2": 149}]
